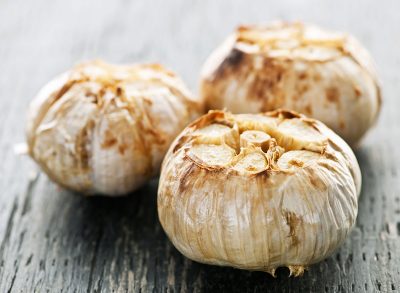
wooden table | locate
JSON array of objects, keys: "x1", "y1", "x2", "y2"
[{"x1": 0, "y1": 0, "x2": 399, "y2": 291}]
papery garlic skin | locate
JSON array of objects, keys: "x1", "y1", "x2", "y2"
[
  {"x1": 158, "y1": 109, "x2": 361, "y2": 275},
  {"x1": 200, "y1": 22, "x2": 381, "y2": 146},
  {"x1": 27, "y1": 60, "x2": 204, "y2": 196}
]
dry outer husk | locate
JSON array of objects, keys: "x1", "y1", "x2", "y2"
[
  {"x1": 158, "y1": 109, "x2": 361, "y2": 276},
  {"x1": 200, "y1": 21, "x2": 381, "y2": 146},
  {"x1": 26, "y1": 60, "x2": 204, "y2": 196}
]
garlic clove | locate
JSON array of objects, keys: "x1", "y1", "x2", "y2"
[
  {"x1": 235, "y1": 113, "x2": 277, "y2": 133},
  {"x1": 90, "y1": 106, "x2": 151, "y2": 195},
  {"x1": 240, "y1": 130, "x2": 271, "y2": 150},
  {"x1": 193, "y1": 123, "x2": 240, "y2": 151},
  {"x1": 277, "y1": 150, "x2": 321, "y2": 170},
  {"x1": 187, "y1": 144, "x2": 236, "y2": 168},
  {"x1": 31, "y1": 84, "x2": 99, "y2": 192},
  {"x1": 232, "y1": 148, "x2": 269, "y2": 174},
  {"x1": 273, "y1": 118, "x2": 327, "y2": 153}
]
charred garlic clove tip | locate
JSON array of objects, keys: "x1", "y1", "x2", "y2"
[
  {"x1": 26, "y1": 60, "x2": 204, "y2": 196},
  {"x1": 278, "y1": 150, "x2": 321, "y2": 170},
  {"x1": 275, "y1": 118, "x2": 328, "y2": 153},
  {"x1": 200, "y1": 21, "x2": 381, "y2": 146},
  {"x1": 193, "y1": 123, "x2": 239, "y2": 151},
  {"x1": 158, "y1": 109, "x2": 361, "y2": 274},
  {"x1": 240, "y1": 130, "x2": 271, "y2": 150},
  {"x1": 188, "y1": 144, "x2": 236, "y2": 167},
  {"x1": 232, "y1": 149, "x2": 268, "y2": 174}
]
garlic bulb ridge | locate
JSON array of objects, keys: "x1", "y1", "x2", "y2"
[{"x1": 158, "y1": 109, "x2": 361, "y2": 275}]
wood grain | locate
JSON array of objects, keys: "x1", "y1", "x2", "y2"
[{"x1": 0, "y1": 0, "x2": 399, "y2": 292}]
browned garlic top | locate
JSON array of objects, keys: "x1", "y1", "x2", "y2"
[
  {"x1": 158, "y1": 109, "x2": 361, "y2": 275},
  {"x1": 201, "y1": 22, "x2": 381, "y2": 146}
]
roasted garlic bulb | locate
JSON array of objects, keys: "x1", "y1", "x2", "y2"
[
  {"x1": 27, "y1": 60, "x2": 204, "y2": 196},
  {"x1": 158, "y1": 110, "x2": 361, "y2": 275},
  {"x1": 200, "y1": 22, "x2": 381, "y2": 146}
]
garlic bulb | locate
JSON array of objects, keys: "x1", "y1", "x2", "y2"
[
  {"x1": 26, "y1": 60, "x2": 204, "y2": 196},
  {"x1": 158, "y1": 109, "x2": 361, "y2": 275},
  {"x1": 200, "y1": 22, "x2": 381, "y2": 146}
]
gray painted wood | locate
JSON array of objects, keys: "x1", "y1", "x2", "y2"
[{"x1": 0, "y1": 0, "x2": 399, "y2": 292}]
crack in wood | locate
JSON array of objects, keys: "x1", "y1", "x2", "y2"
[
  {"x1": 86, "y1": 227, "x2": 104, "y2": 293},
  {"x1": 0, "y1": 198, "x2": 18, "y2": 262},
  {"x1": 21, "y1": 172, "x2": 40, "y2": 217},
  {"x1": 6, "y1": 272, "x2": 16, "y2": 293}
]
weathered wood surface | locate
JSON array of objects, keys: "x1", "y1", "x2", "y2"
[{"x1": 0, "y1": 0, "x2": 399, "y2": 292}]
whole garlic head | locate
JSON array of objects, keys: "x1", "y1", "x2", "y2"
[
  {"x1": 27, "y1": 60, "x2": 204, "y2": 196},
  {"x1": 158, "y1": 109, "x2": 361, "y2": 275},
  {"x1": 200, "y1": 22, "x2": 381, "y2": 146}
]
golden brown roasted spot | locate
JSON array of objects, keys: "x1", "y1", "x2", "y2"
[{"x1": 177, "y1": 109, "x2": 329, "y2": 175}]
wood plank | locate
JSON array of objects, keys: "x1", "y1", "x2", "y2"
[{"x1": 0, "y1": 0, "x2": 399, "y2": 291}]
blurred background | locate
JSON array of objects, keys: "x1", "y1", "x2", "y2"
[
  {"x1": 2, "y1": 0, "x2": 399, "y2": 143},
  {"x1": 0, "y1": 0, "x2": 399, "y2": 292}
]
